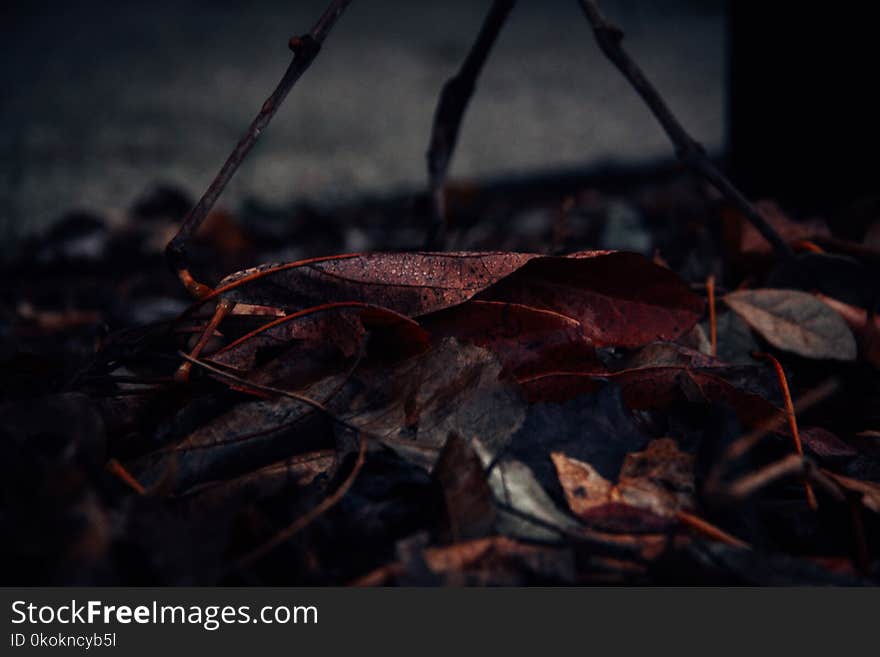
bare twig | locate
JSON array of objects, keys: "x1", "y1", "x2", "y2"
[
  {"x1": 725, "y1": 453, "x2": 844, "y2": 504},
  {"x1": 676, "y1": 510, "x2": 749, "y2": 550},
  {"x1": 704, "y1": 377, "x2": 839, "y2": 498},
  {"x1": 576, "y1": 0, "x2": 793, "y2": 261},
  {"x1": 425, "y1": 0, "x2": 516, "y2": 248},
  {"x1": 105, "y1": 459, "x2": 146, "y2": 496},
  {"x1": 754, "y1": 352, "x2": 818, "y2": 510},
  {"x1": 166, "y1": 0, "x2": 354, "y2": 294}
]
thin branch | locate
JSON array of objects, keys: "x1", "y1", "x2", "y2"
[
  {"x1": 166, "y1": 0, "x2": 354, "y2": 290},
  {"x1": 425, "y1": 0, "x2": 516, "y2": 249},
  {"x1": 754, "y1": 351, "x2": 818, "y2": 510},
  {"x1": 576, "y1": 0, "x2": 794, "y2": 261}
]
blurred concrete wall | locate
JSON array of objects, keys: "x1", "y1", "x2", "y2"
[{"x1": 1, "y1": 0, "x2": 724, "y2": 236}]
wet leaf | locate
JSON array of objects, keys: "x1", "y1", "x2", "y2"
[
  {"x1": 420, "y1": 300, "x2": 601, "y2": 378},
  {"x1": 519, "y1": 346, "x2": 782, "y2": 429},
  {"x1": 723, "y1": 289, "x2": 857, "y2": 360},
  {"x1": 799, "y1": 427, "x2": 857, "y2": 462},
  {"x1": 214, "y1": 251, "x2": 703, "y2": 349},
  {"x1": 217, "y1": 252, "x2": 537, "y2": 315},
  {"x1": 479, "y1": 252, "x2": 704, "y2": 347}
]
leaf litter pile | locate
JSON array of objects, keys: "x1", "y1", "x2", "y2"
[
  {"x1": 3, "y1": 0, "x2": 880, "y2": 585},
  {"x1": 4, "y1": 178, "x2": 880, "y2": 585}
]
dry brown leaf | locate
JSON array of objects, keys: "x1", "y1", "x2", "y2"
[{"x1": 723, "y1": 288, "x2": 857, "y2": 360}]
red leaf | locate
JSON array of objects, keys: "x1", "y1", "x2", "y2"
[
  {"x1": 420, "y1": 301, "x2": 602, "y2": 378},
  {"x1": 521, "y1": 364, "x2": 780, "y2": 428},
  {"x1": 478, "y1": 252, "x2": 704, "y2": 347},
  {"x1": 214, "y1": 252, "x2": 536, "y2": 316},
  {"x1": 208, "y1": 251, "x2": 702, "y2": 349}
]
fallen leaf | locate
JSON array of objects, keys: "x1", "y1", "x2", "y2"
[
  {"x1": 479, "y1": 252, "x2": 704, "y2": 347},
  {"x1": 552, "y1": 438, "x2": 695, "y2": 529},
  {"x1": 519, "y1": 346, "x2": 783, "y2": 429},
  {"x1": 817, "y1": 293, "x2": 880, "y2": 368},
  {"x1": 133, "y1": 395, "x2": 330, "y2": 493},
  {"x1": 212, "y1": 251, "x2": 703, "y2": 349},
  {"x1": 216, "y1": 252, "x2": 537, "y2": 315},
  {"x1": 420, "y1": 300, "x2": 601, "y2": 378},
  {"x1": 723, "y1": 288, "x2": 857, "y2": 360},
  {"x1": 210, "y1": 303, "x2": 429, "y2": 372},
  {"x1": 432, "y1": 434, "x2": 496, "y2": 542},
  {"x1": 333, "y1": 339, "x2": 526, "y2": 470}
]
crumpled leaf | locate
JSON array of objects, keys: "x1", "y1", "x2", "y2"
[
  {"x1": 332, "y1": 339, "x2": 526, "y2": 470},
  {"x1": 552, "y1": 438, "x2": 695, "y2": 530},
  {"x1": 724, "y1": 288, "x2": 857, "y2": 360},
  {"x1": 482, "y1": 453, "x2": 581, "y2": 543}
]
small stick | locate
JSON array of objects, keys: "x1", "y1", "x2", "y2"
[
  {"x1": 706, "y1": 275, "x2": 717, "y2": 357},
  {"x1": 166, "y1": 0, "x2": 353, "y2": 292},
  {"x1": 754, "y1": 352, "x2": 818, "y2": 510},
  {"x1": 675, "y1": 510, "x2": 749, "y2": 550},
  {"x1": 425, "y1": 0, "x2": 516, "y2": 248},
  {"x1": 106, "y1": 458, "x2": 146, "y2": 495},
  {"x1": 719, "y1": 377, "x2": 838, "y2": 465},
  {"x1": 576, "y1": 0, "x2": 793, "y2": 261},
  {"x1": 726, "y1": 453, "x2": 805, "y2": 500},
  {"x1": 175, "y1": 298, "x2": 234, "y2": 382}
]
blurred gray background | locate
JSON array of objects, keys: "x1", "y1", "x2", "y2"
[{"x1": 1, "y1": 0, "x2": 724, "y2": 238}]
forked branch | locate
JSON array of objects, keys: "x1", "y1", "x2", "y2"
[
  {"x1": 577, "y1": 0, "x2": 793, "y2": 260},
  {"x1": 425, "y1": 0, "x2": 516, "y2": 249},
  {"x1": 166, "y1": 0, "x2": 354, "y2": 296}
]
